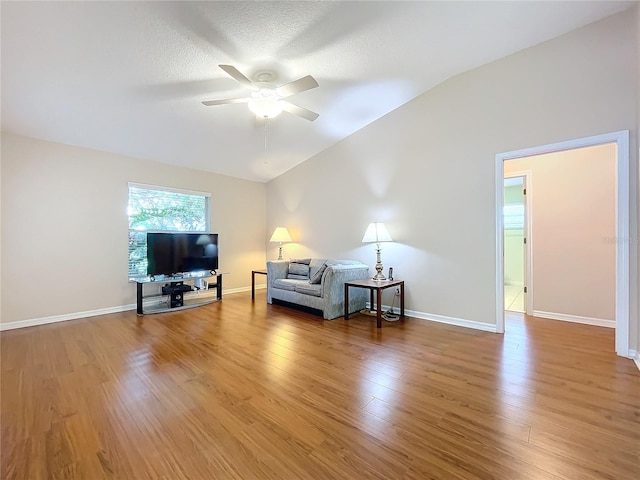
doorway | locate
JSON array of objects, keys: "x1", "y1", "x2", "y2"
[
  {"x1": 495, "y1": 131, "x2": 630, "y2": 357},
  {"x1": 503, "y1": 175, "x2": 527, "y2": 313}
]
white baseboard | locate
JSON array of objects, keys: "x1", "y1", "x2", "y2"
[
  {"x1": 408, "y1": 309, "x2": 497, "y2": 333},
  {"x1": 224, "y1": 286, "x2": 253, "y2": 294},
  {"x1": 10, "y1": 292, "x2": 613, "y2": 337},
  {"x1": 367, "y1": 303, "x2": 497, "y2": 333},
  {"x1": 631, "y1": 350, "x2": 640, "y2": 372},
  {"x1": 532, "y1": 310, "x2": 615, "y2": 328},
  {"x1": 0, "y1": 287, "x2": 243, "y2": 331},
  {"x1": 0, "y1": 304, "x2": 136, "y2": 331}
]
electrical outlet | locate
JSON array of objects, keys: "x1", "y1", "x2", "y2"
[{"x1": 395, "y1": 287, "x2": 400, "y2": 295}]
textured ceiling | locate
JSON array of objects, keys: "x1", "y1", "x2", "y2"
[{"x1": 1, "y1": 1, "x2": 634, "y2": 182}]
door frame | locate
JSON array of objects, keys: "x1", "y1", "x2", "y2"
[
  {"x1": 494, "y1": 130, "x2": 630, "y2": 357},
  {"x1": 503, "y1": 172, "x2": 532, "y2": 315}
]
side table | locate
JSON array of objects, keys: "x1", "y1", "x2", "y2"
[
  {"x1": 344, "y1": 278, "x2": 405, "y2": 328},
  {"x1": 251, "y1": 269, "x2": 268, "y2": 299}
]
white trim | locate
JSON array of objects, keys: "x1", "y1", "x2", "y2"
[
  {"x1": 0, "y1": 288, "x2": 244, "y2": 331},
  {"x1": 224, "y1": 286, "x2": 253, "y2": 295},
  {"x1": 495, "y1": 130, "x2": 631, "y2": 357},
  {"x1": 1, "y1": 303, "x2": 496, "y2": 334},
  {"x1": 127, "y1": 181, "x2": 211, "y2": 198},
  {"x1": 0, "y1": 304, "x2": 136, "y2": 331},
  {"x1": 495, "y1": 161, "x2": 505, "y2": 333},
  {"x1": 630, "y1": 350, "x2": 639, "y2": 371},
  {"x1": 532, "y1": 310, "x2": 615, "y2": 328},
  {"x1": 408, "y1": 310, "x2": 497, "y2": 332},
  {"x1": 371, "y1": 304, "x2": 497, "y2": 332}
]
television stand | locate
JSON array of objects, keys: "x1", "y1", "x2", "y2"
[{"x1": 135, "y1": 272, "x2": 223, "y2": 315}]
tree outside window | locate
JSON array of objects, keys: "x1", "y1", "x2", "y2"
[{"x1": 128, "y1": 184, "x2": 210, "y2": 278}]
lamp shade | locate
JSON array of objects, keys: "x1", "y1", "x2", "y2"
[
  {"x1": 270, "y1": 227, "x2": 292, "y2": 243},
  {"x1": 362, "y1": 222, "x2": 392, "y2": 243}
]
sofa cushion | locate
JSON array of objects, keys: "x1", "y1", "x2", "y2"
[
  {"x1": 287, "y1": 274, "x2": 309, "y2": 280},
  {"x1": 291, "y1": 258, "x2": 311, "y2": 265},
  {"x1": 294, "y1": 282, "x2": 322, "y2": 297},
  {"x1": 309, "y1": 262, "x2": 327, "y2": 284},
  {"x1": 288, "y1": 260, "x2": 310, "y2": 279},
  {"x1": 272, "y1": 278, "x2": 304, "y2": 291}
]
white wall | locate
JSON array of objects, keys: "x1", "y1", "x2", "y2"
[
  {"x1": 505, "y1": 145, "x2": 616, "y2": 321},
  {"x1": 0, "y1": 133, "x2": 267, "y2": 324},
  {"x1": 266, "y1": 10, "x2": 639, "y2": 332}
]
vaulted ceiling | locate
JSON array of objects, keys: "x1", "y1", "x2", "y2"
[{"x1": 1, "y1": 1, "x2": 634, "y2": 182}]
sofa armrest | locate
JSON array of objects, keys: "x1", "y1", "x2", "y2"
[
  {"x1": 320, "y1": 263, "x2": 369, "y2": 319},
  {"x1": 322, "y1": 264, "x2": 370, "y2": 294},
  {"x1": 266, "y1": 260, "x2": 289, "y2": 303},
  {"x1": 267, "y1": 260, "x2": 289, "y2": 280}
]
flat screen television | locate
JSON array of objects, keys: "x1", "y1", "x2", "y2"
[{"x1": 147, "y1": 232, "x2": 218, "y2": 276}]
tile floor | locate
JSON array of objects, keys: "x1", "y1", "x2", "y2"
[{"x1": 505, "y1": 284, "x2": 524, "y2": 312}]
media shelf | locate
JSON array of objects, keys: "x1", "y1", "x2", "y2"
[{"x1": 135, "y1": 271, "x2": 224, "y2": 315}]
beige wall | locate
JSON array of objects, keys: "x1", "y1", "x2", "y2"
[
  {"x1": 266, "y1": 10, "x2": 639, "y2": 333},
  {"x1": 505, "y1": 145, "x2": 616, "y2": 321},
  {"x1": 0, "y1": 132, "x2": 267, "y2": 324}
]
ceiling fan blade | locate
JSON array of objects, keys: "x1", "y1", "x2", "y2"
[
  {"x1": 276, "y1": 75, "x2": 319, "y2": 98},
  {"x1": 218, "y1": 64, "x2": 258, "y2": 91},
  {"x1": 202, "y1": 97, "x2": 250, "y2": 106},
  {"x1": 280, "y1": 101, "x2": 319, "y2": 122}
]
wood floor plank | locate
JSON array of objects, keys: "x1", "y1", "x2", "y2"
[{"x1": 1, "y1": 292, "x2": 638, "y2": 479}]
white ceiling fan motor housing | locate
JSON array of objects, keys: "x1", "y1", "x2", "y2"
[{"x1": 248, "y1": 73, "x2": 283, "y2": 118}]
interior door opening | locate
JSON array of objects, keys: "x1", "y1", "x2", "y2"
[
  {"x1": 495, "y1": 131, "x2": 630, "y2": 358},
  {"x1": 503, "y1": 175, "x2": 526, "y2": 313}
]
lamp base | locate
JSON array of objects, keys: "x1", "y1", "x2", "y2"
[
  {"x1": 277, "y1": 245, "x2": 284, "y2": 261},
  {"x1": 372, "y1": 271, "x2": 387, "y2": 281},
  {"x1": 372, "y1": 244, "x2": 386, "y2": 281}
]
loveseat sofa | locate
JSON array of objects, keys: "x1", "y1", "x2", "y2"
[{"x1": 267, "y1": 259, "x2": 370, "y2": 319}]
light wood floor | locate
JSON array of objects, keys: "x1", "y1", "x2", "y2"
[{"x1": 2, "y1": 291, "x2": 639, "y2": 479}]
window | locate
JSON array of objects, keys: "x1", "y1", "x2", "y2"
[
  {"x1": 128, "y1": 183, "x2": 210, "y2": 278},
  {"x1": 503, "y1": 204, "x2": 524, "y2": 230}
]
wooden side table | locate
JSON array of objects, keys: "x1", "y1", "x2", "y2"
[
  {"x1": 251, "y1": 269, "x2": 268, "y2": 299},
  {"x1": 344, "y1": 278, "x2": 405, "y2": 328}
]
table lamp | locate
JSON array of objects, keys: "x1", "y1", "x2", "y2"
[
  {"x1": 270, "y1": 227, "x2": 292, "y2": 260},
  {"x1": 362, "y1": 222, "x2": 392, "y2": 281}
]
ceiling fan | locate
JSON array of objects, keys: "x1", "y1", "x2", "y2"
[{"x1": 202, "y1": 65, "x2": 319, "y2": 122}]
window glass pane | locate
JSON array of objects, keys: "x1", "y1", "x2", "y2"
[
  {"x1": 504, "y1": 204, "x2": 524, "y2": 230},
  {"x1": 128, "y1": 186, "x2": 207, "y2": 231},
  {"x1": 128, "y1": 185, "x2": 209, "y2": 278},
  {"x1": 128, "y1": 231, "x2": 148, "y2": 278}
]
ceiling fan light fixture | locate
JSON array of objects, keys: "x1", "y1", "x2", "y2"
[
  {"x1": 202, "y1": 64, "x2": 319, "y2": 121},
  {"x1": 248, "y1": 97, "x2": 283, "y2": 118}
]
